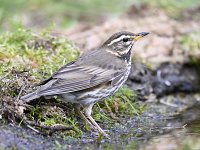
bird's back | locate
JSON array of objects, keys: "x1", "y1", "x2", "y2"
[{"x1": 21, "y1": 48, "x2": 127, "y2": 102}]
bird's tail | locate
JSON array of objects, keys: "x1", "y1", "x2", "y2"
[{"x1": 20, "y1": 91, "x2": 40, "y2": 102}]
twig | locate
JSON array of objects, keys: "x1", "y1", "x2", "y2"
[
  {"x1": 18, "y1": 103, "x2": 33, "y2": 109},
  {"x1": 25, "y1": 121, "x2": 73, "y2": 134},
  {"x1": 160, "y1": 99, "x2": 181, "y2": 108},
  {"x1": 150, "y1": 125, "x2": 186, "y2": 132},
  {"x1": 0, "y1": 70, "x2": 11, "y2": 81},
  {"x1": 16, "y1": 85, "x2": 26, "y2": 101},
  {"x1": 27, "y1": 124, "x2": 40, "y2": 133}
]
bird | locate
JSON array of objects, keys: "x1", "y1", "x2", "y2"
[{"x1": 21, "y1": 31, "x2": 149, "y2": 138}]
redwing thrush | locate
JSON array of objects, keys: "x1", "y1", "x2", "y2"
[{"x1": 21, "y1": 31, "x2": 149, "y2": 138}]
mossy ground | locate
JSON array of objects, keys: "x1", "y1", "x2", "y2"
[
  {"x1": 1, "y1": 0, "x2": 200, "y2": 32},
  {"x1": 0, "y1": 28, "x2": 144, "y2": 138}
]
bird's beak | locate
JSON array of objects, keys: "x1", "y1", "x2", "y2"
[{"x1": 133, "y1": 32, "x2": 149, "y2": 41}]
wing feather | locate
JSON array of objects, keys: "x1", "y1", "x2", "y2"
[{"x1": 36, "y1": 62, "x2": 122, "y2": 96}]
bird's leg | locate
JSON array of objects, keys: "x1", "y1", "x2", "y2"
[
  {"x1": 84, "y1": 104, "x2": 109, "y2": 138},
  {"x1": 75, "y1": 104, "x2": 95, "y2": 130}
]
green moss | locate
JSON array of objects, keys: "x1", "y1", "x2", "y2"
[
  {"x1": 94, "y1": 87, "x2": 146, "y2": 122},
  {"x1": 0, "y1": 27, "x2": 80, "y2": 137},
  {"x1": 0, "y1": 27, "x2": 79, "y2": 78},
  {"x1": 27, "y1": 104, "x2": 82, "y2": 137},
  {"x1": 0, "y1": 27, "x2": 80, "y2": 100}
]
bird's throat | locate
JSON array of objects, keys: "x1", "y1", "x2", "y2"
[{"x1": 117, "y1": 44, "x2": 133, "y2": 62}]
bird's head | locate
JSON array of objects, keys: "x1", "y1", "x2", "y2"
[{"x1": 103, "y1": 31, "x2": 149, "y2": 57}]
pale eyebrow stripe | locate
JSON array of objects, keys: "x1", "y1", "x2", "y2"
[{"x1": 107, "y1": 35, "x2": 131, "y2": 46}]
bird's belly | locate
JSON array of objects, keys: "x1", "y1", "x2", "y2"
[
  {"x1": 61, "y1": 83, "x2": 121, "y2": 106},
  {"x1": 79, "y1": 69, "x2": 130, "y2": 105},
  {"x1": 76, "y1": 84, "x2": 119, "y2": 105}
]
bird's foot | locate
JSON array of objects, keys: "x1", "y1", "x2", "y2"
[
  {"x1": 85, "y1": 114, "x2": 110, "y2": 139},
  {"x1": 90, "y1": 129, "x2": 110, "y2": 139}
]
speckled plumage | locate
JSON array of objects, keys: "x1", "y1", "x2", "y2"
[{"x1": 21, "y1": 31, "x2": 149, "y2": 137}]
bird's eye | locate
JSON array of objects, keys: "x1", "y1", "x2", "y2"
[{"x1": 123, "y1": 38, "x2": 128, "y2": 42}]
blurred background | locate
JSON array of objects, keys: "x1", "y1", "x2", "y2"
[
  {"x1": 1, "y1": 0, "x2": 200, "y2": 65},
  {"x1": 0, "y1": 0, "x2": 199, "y2": 32}
]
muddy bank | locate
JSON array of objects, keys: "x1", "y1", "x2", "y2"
[{"x1": 127, "y1": 62, "x2": 199, "y2": 99}]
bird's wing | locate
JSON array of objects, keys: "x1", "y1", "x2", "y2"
[{"x1": 36, "y1": 62, "x2": 123, "y2": 96}]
